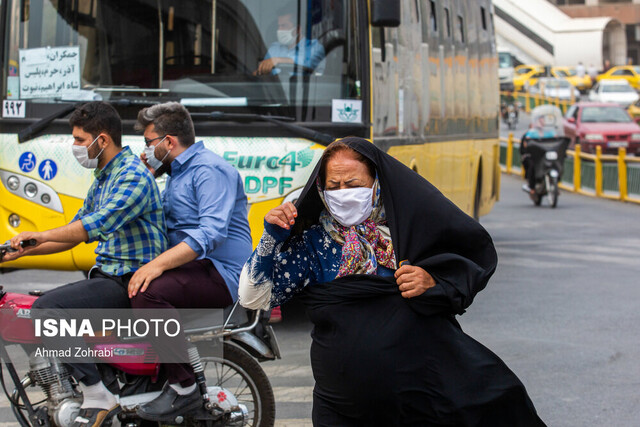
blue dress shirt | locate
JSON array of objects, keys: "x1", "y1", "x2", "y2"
[
  {"x1": 265, "y1": 38, "x2": 325, "y2": 74},
  {"x1": 164, "y1": 141, "x2": 252, "y2": 301}
]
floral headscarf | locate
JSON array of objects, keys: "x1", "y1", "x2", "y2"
[{"x1": 317, "y1": 177, "x2": 397, "y2": 277}]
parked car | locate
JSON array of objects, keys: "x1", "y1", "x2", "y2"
[
  {"x1": 588, "y1": 79, "x2": 639, "y2": 107},
  {"x1": 551, "y1": 66, "x2": 592, "y2": 92},
  {"x1": 563, "y1": 102, "x2": 640, "y2": 155},
  {"x1": 627, "y1": 99, "x2": 640, "y2": 123},
  {"x1": 596, "y1": 65, "x2": 640, "y2": 90},
  {"x1": 529, "y1": 78, "x2": 580, "y2": 100},
  {"x1": 513, "y1": 64, "x2": 543, "y2": 91}
]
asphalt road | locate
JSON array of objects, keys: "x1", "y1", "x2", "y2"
[{"x1": 1, "y1": 170, "x2": 640, "y2": 426}]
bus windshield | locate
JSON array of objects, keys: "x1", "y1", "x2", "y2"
[{"x1": 2, "y1": 0, "x2": 362, "y2": 122}]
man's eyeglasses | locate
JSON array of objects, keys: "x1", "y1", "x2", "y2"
[{"x1": 144, "y1": 135, "x2": 172, "y2": 147}]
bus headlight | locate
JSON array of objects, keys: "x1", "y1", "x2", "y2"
[
  {"x1": 9, "y1": 214, "x2": 20, "y2": 228},
  {"x1": 24, "y1": 183, "x2": 38, "y2": 198},
  {"x1": 0, "y1": 170, "x2": 63, "y2": 213},
  {"x1": 7, "y1": 175, "x2": 20, "y2": 191}
]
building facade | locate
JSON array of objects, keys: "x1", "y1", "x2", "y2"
[{"x1": 551, "y1": 0, "x2": 640, "y2": 64}]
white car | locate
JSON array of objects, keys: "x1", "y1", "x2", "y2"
[
  {"x1": 588, "y1": 79, "x2": 639, "y2": 107},
  {"x1": 529, "y1": 78, "x2": 580, "y2": 100}
]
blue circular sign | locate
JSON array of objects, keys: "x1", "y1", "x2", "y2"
[
  {"x1": 38, "y1": 159, "x2": 57, "y2": 181},
  {"x1": 19, "y1": 152, "x2": 37, "y2": 172}
]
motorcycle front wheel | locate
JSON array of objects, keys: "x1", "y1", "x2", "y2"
[{"x1": 197, "y1": 342, "x2": 276, "y2": 427}]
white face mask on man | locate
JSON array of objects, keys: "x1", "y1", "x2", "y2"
[
  {"x1": 143, "y1": 136, "x2": 171, "y2": 170},
  {"x1": 72, "y1": 135, "x2": 104, "y2": 169},
  {"x1": 277, "y1": 28, "x2": 296, "y2": 46},
  {"x1": 324, "y1": 186, "x2": 374, "y2": 227}
]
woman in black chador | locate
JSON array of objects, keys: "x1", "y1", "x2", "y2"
[{"x1": 240, "y1": 137, "x2": 545, "y2": 426}]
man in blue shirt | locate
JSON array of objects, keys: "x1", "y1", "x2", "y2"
[
  {"x1": 127, "y1": 102, "x2": 252, "y2": 421},
  {"x1": 255, "y1": 9, "x2": 325, "y2": 76}
]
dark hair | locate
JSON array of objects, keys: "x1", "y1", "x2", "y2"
[
  {"x1": 277, "y1": 6, "x2": 295, "y2": 20},
  {"x1": 318, "y1": 137, "x2": 376, "y2": 188},
  {"x1": 69, "y1": 102, "x2": 122, "y2": 147},
  {"x1": 134, "y1": 102, "x2": 196, "y2": 147}
]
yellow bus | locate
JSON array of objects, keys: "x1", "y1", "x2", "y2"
[{"x1": 0, "y1": 0, "x2": 499, "y2": 271}]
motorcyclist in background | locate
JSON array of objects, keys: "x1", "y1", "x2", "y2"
[{"x1": 520, "y1": 114, "x2": 558, "y2": 194}]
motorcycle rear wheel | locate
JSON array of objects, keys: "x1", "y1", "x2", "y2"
[{"x1": 197, "y1": 342, "x2": 276, "y2": 427}]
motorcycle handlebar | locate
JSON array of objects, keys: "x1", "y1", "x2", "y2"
[{"x1": 0, "y1": 239, "x2": 37, "y2": 253}]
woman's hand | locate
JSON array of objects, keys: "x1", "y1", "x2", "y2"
[
  {"x1": 265, "y1": 202, "x2": 297, "y2": 230},
  {"x1": 394, "y1": 265, "x2": 436, "y2": 298}
]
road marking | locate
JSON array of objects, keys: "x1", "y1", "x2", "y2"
[
  {"x1": 263, "y1": 364, "x2": 313, "y2": 378},
  {"x1": 272, "y1": 386, "x2": 314, "y2": 403},
  {"x1": 275, "y1": 419, "x2": 313, "y2": 427}
]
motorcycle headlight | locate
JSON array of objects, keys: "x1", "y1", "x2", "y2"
[
  {"x1": 584, "y1": 134, "x2": 604, "y2": 142},
  {"x1": 545, "y1": 151, "x2": 558, "y2": 160},
  {"x1": 631, "y1": 133, "x2": 640, "y2": 141}
]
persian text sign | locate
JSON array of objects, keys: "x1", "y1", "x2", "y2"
[{"x1": 19, "y1": 46, "x2": 80, "y2": 99}]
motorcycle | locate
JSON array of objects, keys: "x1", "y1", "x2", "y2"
[
  {"x1": 501, "y1": 101, "x2": 518, "y2": 130},
  {"x1": 0, "y1": 241, "x2": 280, "y2": 427},
  {"x1": 520, "y1": 105, "x2": 569, "y2": 208}
]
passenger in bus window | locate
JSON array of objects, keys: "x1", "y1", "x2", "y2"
[
  {"x1": 239, "y1": 137, "x2": 545, "y2": 426},
  {"x1": 127, "y1": 102, "x2": 252, "y2": 421},
  {"x1": 254, "y1": 7, "x2": 325, "y2": 76},
  {"x1": 2, "y1": 101, "x2": 168, "y2": 427}
]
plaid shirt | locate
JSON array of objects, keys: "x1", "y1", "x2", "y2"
[{"x1": 72, "y1": 147, "x2": 168, "y2": 275}]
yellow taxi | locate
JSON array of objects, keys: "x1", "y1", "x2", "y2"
[
  {"x1": 551, "y1": 66, "x2": 592, "y2": 92},
  {"x1": 596, "y1": 65, "x2": 640, "y2": 90},
  {"x1": 628, "y1": 99, "x2": 640, "y2": 123},
  {"x1": 513, "y1": 65, "x2": 544, "y2": 91}
]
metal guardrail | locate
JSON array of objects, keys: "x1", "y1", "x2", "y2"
[
  {"x1": 500, "y1": 134, "x2": 640, "y2": 205},
  {"x1": 500, "y1": 90, "x2": 573, "y2": 115}
]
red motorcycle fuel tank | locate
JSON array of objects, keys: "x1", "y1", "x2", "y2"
[{"x1": 0, "y1": 291, "x2": 41, "y2": 343}]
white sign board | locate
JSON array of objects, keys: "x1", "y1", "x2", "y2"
[
  {"x1": 331, "y1": 99, "x2": 363, "y2": 123},
  {"x1": 2, "y1": 100, "x2": 26, "y2": 118},
  {"x1": 19, "y1": 46, "x2": 80, "y2": 99}
]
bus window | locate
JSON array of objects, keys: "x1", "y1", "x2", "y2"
[
  {"x1": 430, "y1": 1, "x2": 438, "y2": 33},
  {"x1": 444, "y1": 7, "x2": 451, "y2": 39},
  {"x1": 2, "y1": 0, "x2": 363, "y2": 123},
  {"x1": 457, "y1": 15, "x2": 465, "y2": 43}
]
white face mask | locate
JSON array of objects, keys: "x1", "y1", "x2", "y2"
[
  {"x1": 324, "y1": 186, "x2": 374, "y2": 227},
  {"x1": 72, "y1": 135, "x2": 104, "y2": 169},
  {"x1": 277, "y1": 28, "x2": 296, "y2": 46},
  {"x1": 143, "y1": 137, "x2": 170, "y2": 170}
]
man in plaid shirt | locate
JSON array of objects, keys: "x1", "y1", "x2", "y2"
[{"x1": 3, "y1": 102, "x2": 168, "y2": 427}]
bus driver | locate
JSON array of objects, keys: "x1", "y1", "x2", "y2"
[{"x1": 255, "y1": 8, "x2": 325, "y2": 76}]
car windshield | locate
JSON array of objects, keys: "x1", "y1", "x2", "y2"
[
  {"x1": 567, "y1": 68, "x2": 577, "y2": 76},
  {"x1": 602, "y1": 84, "x2": 635, "y2": 93},
  {"x1": 2, "y1": 0, "x2": 362, "y2": 122},
  {"x1": 554, "y1": 70, "x2": 569, "y2": 77},
  {"x1": 634, "y1": 66, "x2": 640, "y2": 75},
  {"x1": 499, "y1": 52, "x2": 513, "y2": 69},
  {"x1": 581, "y1": 107, "x2": 632, "y2": 123}
]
